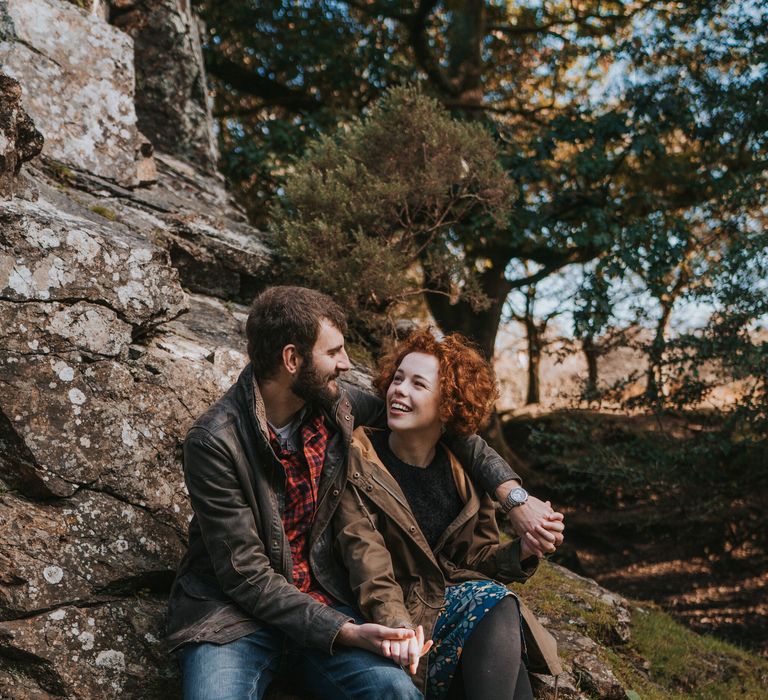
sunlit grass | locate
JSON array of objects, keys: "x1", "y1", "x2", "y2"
[{"x1": 509, "y1": 562, "x2": 768, "y2": 699}]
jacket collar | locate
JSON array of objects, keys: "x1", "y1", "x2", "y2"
[
  {"x1": 350, "y1": 427, "x2": 483, "y2": 555},
  {"x1": 239, "y1": 364, "x2": 354, "y2": 444}
]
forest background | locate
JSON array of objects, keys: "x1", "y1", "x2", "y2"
[{"x1": 194, "y1": 0, "x2": 767, "y2": 661}]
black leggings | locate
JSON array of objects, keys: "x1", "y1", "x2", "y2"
[{"x1": 445, "y1": 597, "x2": 534, "y2": 700}]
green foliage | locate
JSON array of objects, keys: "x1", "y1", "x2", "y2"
[
  {"x1": 506, "y1": 409, "x2": 766, "y2": 559},
  {"x1": 270, "y1": 86, "x2": 512, "y2": 346},
  {"x1": 199, "y1": 0, "x2": 767, "y2": 366},
  {"x1": 198, "y1": 0, "x2": 416, "y2": 224}
]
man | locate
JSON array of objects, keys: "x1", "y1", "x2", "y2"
[{"x1": 167, "y1": 286, "x2": 564, "y2": 699}]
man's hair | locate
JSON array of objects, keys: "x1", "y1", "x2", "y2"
[
  {"x1": 374, "y1": 329, "x2": 499, "y2": 436},
  {"x1": 245, "y1": 286, "x2": 347, "y2": 379}
]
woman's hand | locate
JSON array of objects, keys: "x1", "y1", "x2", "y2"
[
  {"x1": 496, "y1": 490, "x2": 565, "y2": 556},
  {"x1": 520, "y1": 507, "x2": 565, "y2": 559},
  {"x1": 383, "y1": 625, "x2": 433, "y2": 675},
  {"x1": 337, "y1": 621, "x2": 415, "y2": 656}
]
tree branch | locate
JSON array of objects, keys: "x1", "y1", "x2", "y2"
[
  {"x1": 206, "y1": 55, "x2": 322, "y2": 111},
  {"x1": 407, "y1": 0, "x2": 457, "y2": 97}
]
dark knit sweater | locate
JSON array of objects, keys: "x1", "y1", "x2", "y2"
[{"x1": 369, "y1": 430, "x2": 464, "y2": 549}]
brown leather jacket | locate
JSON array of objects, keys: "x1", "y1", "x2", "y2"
[
  {"x1": 166, "y1": 366, "x2": 521, "y2": 654},
  {"x1": 334, "y1": 427, "x2": 562, "y2": 692}
]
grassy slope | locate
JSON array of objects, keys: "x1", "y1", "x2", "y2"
[{"x1": 510, "y1": 562, "x2": 768, "y2": 699}]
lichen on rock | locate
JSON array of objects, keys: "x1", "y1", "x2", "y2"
[{"x1": 0, "y1": 0, "x2": 145, "y2": 185}]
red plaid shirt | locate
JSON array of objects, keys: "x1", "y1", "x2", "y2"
[{"x1": 269, "y1": 413, "x2": 333, "y2": 604}]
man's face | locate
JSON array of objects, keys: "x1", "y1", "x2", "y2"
[{"x1": 291, "y1": 319, "x2": 350, "y2": 409}]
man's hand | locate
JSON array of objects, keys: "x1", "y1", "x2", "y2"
[
  {"x1": 336, "y1": 621, "x2": 415, "y2": 657},
  {"x1": 520, "y1": 516, "x2": 563, "y2": 559},
  {"x1": 496, "y1": 483, "x2": 565, "y2": 555}
]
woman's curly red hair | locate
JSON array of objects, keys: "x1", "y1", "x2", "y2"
[{"x1": 374, "y1": 329, "x2": 499, "y2": 436}]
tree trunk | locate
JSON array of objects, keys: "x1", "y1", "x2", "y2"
[
  {"x1": 423, "y1": 263, "x2": 513, "y2": 360},
  {"x1": 525, "y1": 318, "x2": 542, "y2": 405},
  {"x1": 582, "y1": 333, "x2": 599, "y2": 399},
  {"x1": 445, "y1": 0, "x2": 485, "y2": 110},
  {"x1": 645, "y1": 302, "x2": 674, "y2": 402}
]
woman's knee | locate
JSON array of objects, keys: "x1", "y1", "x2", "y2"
[
  {"x1": 465, "y1": 596, "x2": 522, "y2": 656},
  {"x1": 487, "y1": 596, "x2": 523, "y2": 631}
]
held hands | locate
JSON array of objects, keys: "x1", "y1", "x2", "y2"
[
  {"x1": 495, "y1": 487, "x2": 565, "y2": 558},
  {"x1": 382, "y1": 624, "x2": 433, "y2": 675},
  {"x1": 338, "y1": 622, "x2": 433, "y2": 675},
  {"x1": 519, "y1": 514, "x2": 563, "y2": 560}
]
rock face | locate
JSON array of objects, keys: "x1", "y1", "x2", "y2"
[
  {"x1": 521, "y1": 563, "x2": 635, "y2": 700},
  {"x1": 0, "y1": 0, "x2": 267, "y2": 692},
  {"x1": 0, "y1": 74, "x2": 43, "y2": 197},
  {"x1": 0, "y1": 154, "x2": 256, "y2": 694},
  {"x1": 0, "y1": 0, "x2": 143, "y2": 185},
  {"x1": 111, "y1": 0, "x2": 219, "y2": 172}
]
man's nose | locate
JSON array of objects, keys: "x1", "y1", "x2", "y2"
[{"x1": 337, "y1": 349, "x2": 351, "y2": 372}]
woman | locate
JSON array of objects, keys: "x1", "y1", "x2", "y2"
[{"x1": 334, "y1": 330, "x2": 562, "y2": 699}]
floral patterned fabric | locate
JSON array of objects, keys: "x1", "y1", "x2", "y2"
[{"x1": 427, "y1": 580, "x2": 524, "y2": 699}]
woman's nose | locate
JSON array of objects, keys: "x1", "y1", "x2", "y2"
[{"x1": 394, "y1": 383, "x2": 409, "y2": 397}]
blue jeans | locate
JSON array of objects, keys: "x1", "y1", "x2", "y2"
[{"x1": 178, "y1": 605, "x2": 423, "y2": 700}]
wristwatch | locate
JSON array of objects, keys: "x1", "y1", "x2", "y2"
[{"x1": 500, "y1": 486, "x2": 529, "y2": 514}]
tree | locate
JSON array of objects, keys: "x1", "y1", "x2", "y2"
[
  {"x1": 198, "y1": 0, "x2": 767, "y2": 362},
  {"x1": 573, "y1": 266, "x2": 614, "y2": 402},
  {"x1": 270, "y1": 86, "x2": 511, "y2": 349},
  {"x1": 504, "y1": 265, "x2": 571, "y2": 405}
]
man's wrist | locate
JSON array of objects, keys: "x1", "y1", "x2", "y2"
[
  {"x1": 499, "y1": 486, "x2": 529, "y2": 514},
  {"x1": 494, "y1": 478, "x2": 522, "y2": 504},
  {"x1": 336, "y1": 621, "x2": 356, "y2": 647}
]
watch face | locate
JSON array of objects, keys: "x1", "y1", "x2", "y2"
[{"x1": 511, "y1": 487, "x2": 528, "y2": 503}]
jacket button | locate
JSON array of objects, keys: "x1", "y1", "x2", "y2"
[
  {"x1": 344, "y1": 415, "x2": 351, "y2": 421},
  {"x1": 332, "y1": 489, "x2": 340, "y2": 497},
  {"x1": 409, "y1": 526, "x2": 416, "y2": 533},
  {"x1": 272, "y1": 541, "x2": 279, "y2": 548},
  {"x1": 365, "y1": 485, "x2": 373, "y2": 492},
  {"x1": 353, "y1": 472, "x2": 360, "y2": 479}
]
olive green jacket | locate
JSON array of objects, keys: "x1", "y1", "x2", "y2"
[{"x1": 334, "y1": 427, "x2": 563, "y2": 693}]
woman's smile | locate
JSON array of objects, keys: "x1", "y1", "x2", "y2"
[{"x1": 386, "y1": 352, "x2": 441, "y2": 436}]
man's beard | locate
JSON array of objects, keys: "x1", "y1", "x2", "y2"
[{"x1": 291, "y1": 359, "x2": 340, "y2": 411}]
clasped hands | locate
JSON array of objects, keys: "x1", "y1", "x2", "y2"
[
  {"x1": 496, "y1": 485, "x2": 565, "y2": 561},
  {"x1": 337, "y1": 621, "x2": 432, "y2": 675}
]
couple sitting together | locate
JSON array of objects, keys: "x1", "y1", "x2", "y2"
[{"x1": 166, "y1": 286, "x2": 564, "y2": 700}]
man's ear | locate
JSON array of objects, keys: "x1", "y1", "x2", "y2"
[{"x1": 282, "y1": 344, "x2": 301, "y2": 375}]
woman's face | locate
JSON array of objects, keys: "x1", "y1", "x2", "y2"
[{"x1": 386, "y1": 352, "x2": 442, "y2": 435}]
